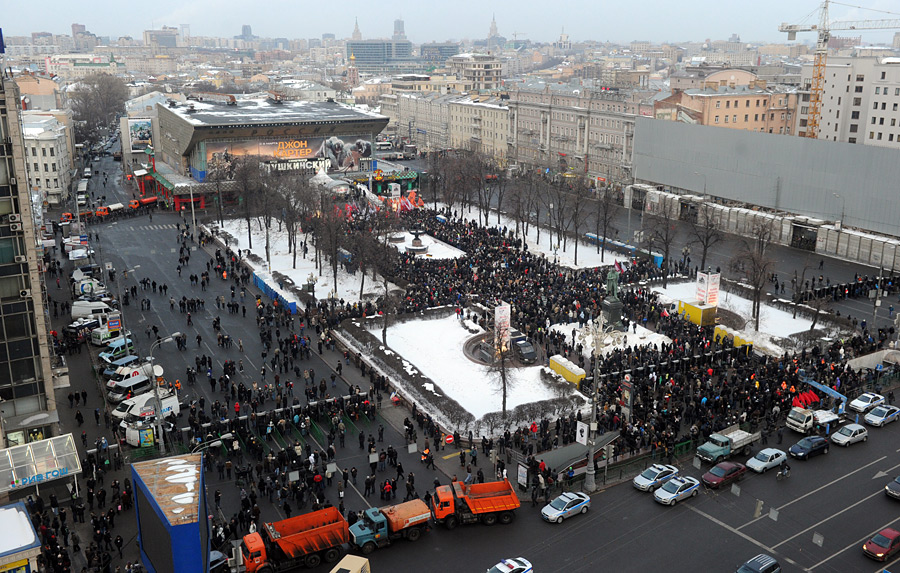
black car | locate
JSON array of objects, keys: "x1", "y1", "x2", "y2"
[
  {"x1": 736, "y1": 553, "x2": 781, "y2": 573},
  {"x1": 515, "y1": 339, "x2": 537, "y2": 364},
  {"x1": 885, "y1": 476, "x2": 900, "y2": 500},
  {"x1": 789, "y1": 436, "x2": 829, "y2": 459}
]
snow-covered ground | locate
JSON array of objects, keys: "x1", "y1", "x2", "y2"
[
  {"x1": 369, "y1": 314, "x2": 562, "y2": 419},
  {"x1": 550, "y1": 321, "x2": 673, "y2": 360},
  {"x1": 210, "y1": 219, "x2": 464, "y2": 305}
]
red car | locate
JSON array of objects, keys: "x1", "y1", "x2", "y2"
[
  {"x1": 863, "y1": 528, "x2": 900, "y2": 561},
  {"x1": 701, "y1": 461, "x2": 747, "y2": 489}
]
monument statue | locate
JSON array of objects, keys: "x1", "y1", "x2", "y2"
[{"x1": 606, "y1": 270, "x2": 620, "y2": 300}]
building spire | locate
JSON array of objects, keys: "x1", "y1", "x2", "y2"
[{"x1": 351, "y1": 17, "x2": 362, "y2": 40}]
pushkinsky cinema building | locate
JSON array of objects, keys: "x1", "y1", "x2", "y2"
[{"x1": 134, "y1": 95, "x2": 388, "y2": 211}]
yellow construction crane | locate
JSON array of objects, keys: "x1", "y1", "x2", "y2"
[{"x1": 779, "y1": 1, "x2": 900, "y2": 139}]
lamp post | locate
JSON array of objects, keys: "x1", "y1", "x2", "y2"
[
  {"x1": 579, "y1": 313, "x2": 612, "y2": 492},
  {"x1": 832, "y1": 192, "x2": 845, "y2": 230},
  {"x1": 150, "y1": 331, "x2": 182, "y2": 455},
  {"x1": 693, "y1": 171, "x2": 707, "y2": 199},
  {"x1": 191, "y1": 433, "x2": 232, "y2": 454}
]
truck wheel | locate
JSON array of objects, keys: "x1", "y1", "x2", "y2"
[
  {"x1": 407, "y1": 527, "x2": 422, "y2": 542},
  {"x1": 715, "y1": 456, "x2": 723, "y2": 464},
  {"x1": 742, "y1": 446, "x2": 751, "y2": 456},
  {"x1": 257, "y1": 567, "x2": 273, "y2": 573},
  {"x1": 323, "y1": 548, "x2": 341, "y2": 563},
  {"x1": 482, "y1": 513, "x2": 497, "y2": 526},
  {"x1": 304, "y1": 554, "x2": 321, "y2": 568},
  {"x1": 498, "y1": 512, "x2": 515, "y2": 525},
  {"x1": 444, "y1": 516, "x2": 458, "y2": 530},
  {"x1": 361, "y1": 542, "x2": 376, "y2": 555}
]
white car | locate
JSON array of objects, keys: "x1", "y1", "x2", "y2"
[
  {"x1": 633, "y1": 463, "x2": 679, "y2": 492},
  {"x1": 746, "y1": 448, "x2": 787, "y2": 473},
  {"x1": 653, "y1": 476, "x2": 700, "y2": 506},
  {"x1": 865, "y1": 405, "x2": 900, "y2": 427},
  {"x1": 487, "y1": 558, "x2": 533, "y2": 573},
  {"x1": 849, "y1": 392, "x2": 885, "y2": 413},
  {"x1": 831, "y1": 423, "x2": 868, "y2": 446}
]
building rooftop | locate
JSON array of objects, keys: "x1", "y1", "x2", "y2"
[
  {"x1": 683, "y1": 84, "x2": 797, "y2": 96},
  {"x1": 166, "y1": 98, "x2": 386, "y2": 128},
  {"x1": 133, "y1": 454, "x2": 203, "y2": 526}
]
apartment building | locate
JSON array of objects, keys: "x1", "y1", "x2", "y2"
[
  {"x1": 655, "y1": 83, "x2": 799, "y2": 135},
  {"x1": 21, "y1": 112, "x2": 73, "y2": 206},
  {"x1": 43, "y1": 54, "x2": 121, "y2": 80},
  {"x1": 446, "y1": 54, "x2": 502, "y2": 90},
  {"x1": 0, "y1": 75, "x2": 58, "y2": 446},
  {"x1": 396, "y1": 92, "x2": 457, "y2": 150},
  {"x1": 795, "y1": 56, "x2": 900, "y2": 148},
  {"x1": 449, "y1": 96, "x2": 509, "y2": 160},
  {"x1": 506, "y1": 80, "x2": 638, "y2": 182}
]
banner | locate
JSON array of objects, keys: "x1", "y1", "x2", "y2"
[
  {"x1": 203, "y1": 135, "x2": 372, "y2": 181},
  {"x1": 494, "y1": 302, "x2": 511, "y2": 351},
  {"x1": 576, "y1": 421, "x2": 589, "y2": 446},
  {"x1": 128, "y1": 119, "x2": 152, "y2": 151},
  {"x1": 707, "y1": 273, "x2": 721, "y2": 306},
  {"x1": 696, "y1": 272, "x2": 709, "y2": 304}
]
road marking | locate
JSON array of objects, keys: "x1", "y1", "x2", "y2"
[
  {"x1": 772, "y1": 489, "x2": 884, "y2": 549},
  {"x1": 737, "y1": 455, "x2": 887, "y2": 531},
  {"x1": 688, "y1": 506, "x2": 805, "y2": 570},
  {"x1": 442, "y1": 448, "x2": 472, "y2": 460},
  {"x1": 809, "y1": 515, "x2": 900, "y2": 570}
]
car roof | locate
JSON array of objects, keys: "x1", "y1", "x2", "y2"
[
  {"x1": 759, "y1": 448, "x2": 783, "y2": 455},
  {"x1": 744, "y1": 553, "x2": 779, "y2": 570},
  {"x1": 670, "y1": 476, "x2": 695, "y2": 486},
  {"x1": 716, "y1": 461, "x2": 739, "y2": 469},
  {"x1": 557, "y1": 492, "x2": 580, "y2": 502},
  {"x1": 649, "y1": 463, "x2": 673, "y2": 472},
  {"x1": 841, "y1": 423, "x2": 865, "y2": 431},
  {"x1": 878, "y1": 528, "x2": 900, "y2": 539}
]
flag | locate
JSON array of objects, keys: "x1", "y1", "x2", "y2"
[
  {"x1": 661, "y1": 309, "x2": 670, "y2": 318},
  {"x1": 614, "y1": 261, "x2": 623, "y2": 273}
]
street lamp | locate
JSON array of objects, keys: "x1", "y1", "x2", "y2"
[
  {"x1": 832, "y1": 192, "x2": 846, "y2": 230},
  {"x1": 578, "y1": 313, "x2": 617, "y2": 492},
  {"x1": 191, "y1": 433, "x2": 232, "y2": 454},
  {"x1": 150, "y1": 331, "x2": 182, "y2": 455},
  {"x1": 693, "y1": 171, "x2": 707, "y2": 199}
]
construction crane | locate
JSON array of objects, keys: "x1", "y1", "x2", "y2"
[{"x1": 779, "y1": 1, "x2": 900, "y2": 139}]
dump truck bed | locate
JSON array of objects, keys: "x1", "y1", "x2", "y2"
[
  {"x1": 452, "y1": 480, "x2": 520, "y2": 514},
  {"x1": 265, "y1": 507, "x2": 349, "y2": 559}
]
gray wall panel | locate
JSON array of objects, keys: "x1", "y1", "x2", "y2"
[{"x1": 633, "y1": 118, "x2": 900, "y2": 237}]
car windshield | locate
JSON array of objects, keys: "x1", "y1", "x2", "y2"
[
  {"x1": 114, "y1": 402, "x2": 131, "y2": 413},
  {"x1": 798, "y1": 438, "x2": 814, "y2": 448},
  {"x1": 639, "y1": 468, "x2": 661, "y2": 480},
  {"x1": 871, "y1": 534, "x2": 892, "y2": 548},
  {"x1": 549, "y1": 497, "x2": 568, "y2": 510},
  {"x1": 709, "y1": 466, "x2": 727, "y2": 477},
  {"x1": 862, "y1": 395, "x2": 875, "y2": 403},
  {"x1": 660, "y1": 480, "x2": 681, "y2": 494},
  {"x1": 753, "y1": 452, "x2": 769, "y2": 462},
  {"x1": 838, "y1": 427, "x2": 853, "y2": 436},
  {"x1": 871, "y1": 407, "x2": 889, "y2": 417}
]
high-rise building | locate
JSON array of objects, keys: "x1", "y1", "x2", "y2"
[
  {"x1": 180, "y1": 24, "x2": 190, "y2": 42},
  {"x1": 393, "y1": 19, "x2": 406, "y2": 41},
  {"x1": 70, "y1": 23, "x2": 86, "y2": 37},
  {"x1": 351, "y1": 18, "x2": 362, "y2": 41},
  {"x1": 0, "y1": 74, "x2": 58, "y2": 447},
  {"x1": 242, "y1": 25, "x2": 252, "y2": 39},
  {"x1": 345, "y1": 39, "x2": 416, "y2": 73},
  {"x1": 446, "y1": 53, "x2": 502, "y2": 91},
  {"x1": 143, "y1": 27, "x2": 179, "y2": 49}
]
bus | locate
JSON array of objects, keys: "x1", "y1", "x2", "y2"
[
  {"x1": 375, "y1": 141, "x2": 393, "y2": 151},
  {"x1": 77, "y1": 179, "x2": 89, "y2": 194}
]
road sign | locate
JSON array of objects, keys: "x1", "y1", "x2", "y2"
[
  {"x1": 576, "y1": 421, "x2": 589, "y2": 446},
  {"x1": 108, "y1": 318, "x2": 121, "y2": 329}
]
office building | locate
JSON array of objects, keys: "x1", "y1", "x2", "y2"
[{"x1": 0, "y1": 74, "x2": 58, "y2": 446}]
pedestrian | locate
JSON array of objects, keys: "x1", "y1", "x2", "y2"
[
  {"x1": 777, "y1": 426, "x2": 784, "y2": 444},
  {"x1": 114, "y1": 534, "x2": 123, "y2": 558}
]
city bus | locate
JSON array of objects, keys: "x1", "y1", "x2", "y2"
[{"x1": 375, "y1": 141, "x2": 393, "y2": 151}]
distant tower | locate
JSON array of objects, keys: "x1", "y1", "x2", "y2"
[
  {"x1": 71, "y1": 23, "x2": 86, "y2": 37},
  {"x1": 347, "y1": 53, "x2": 360, "y2": 88},
  {"x1": 351, "y1": 18, "x2": 362, "y2": 41},
  {"x1": 393, "y1": 18, "x2": 406, "y2": 40},
  {"x1": 489, "y1": 14, "x2": 499, "y2": 38},
  {"x1": 241, "y1": 25, "x2": 253, "y2": 39},
  {"x1": 180, "y1": 24, "x2": 190, "y2": 42}
]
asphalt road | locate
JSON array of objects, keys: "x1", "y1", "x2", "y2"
[{"x1": 54, "y1": 152, "x2": 900, "y2": 573}]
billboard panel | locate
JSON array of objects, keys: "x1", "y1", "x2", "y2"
[
  {"x1": 707, "y1": 273, "x2": 721, "y2": 306},
  {"x1": 696, "y1": 272, "x2": 709, "y2": 305},
  {"x1": 129, "y1": 119, "x2": 152, "y2": 151},
  {"x1": 494, "y1": 302, "x2": 511, "y2": 351},
  {"x1": 203, "y1": 136, "x2": 373, "y2": 181}
]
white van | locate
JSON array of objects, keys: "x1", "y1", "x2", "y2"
[
  {"x1": 105, "y1": 362, "x2": 154, "y2": 388},
  {"x1": 90, "y1": 326, "x2": 129, "y2": 346},
  {"x1": 98, "y1": 338, "x2": 136, "y2": 366},
  {"x1": 112, "y1": 390, "x2": 179, "y2": 422},
  {"x1": 71, "y1": 300, "x2": 112, "y2": 321},
  {"x1": 107, "y1": 374, "x2": 152, "y2": 404}
]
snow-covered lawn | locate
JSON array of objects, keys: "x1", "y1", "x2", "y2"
[
  {"x1": 369, "y1": 314, "x2": 561, "y2": 419},
  {"x1": 550, "y1": 321, "x2": 673, "y2": 359},
  {"x1": 391, "y1": 231, "x2": 465, "y2": 259}
]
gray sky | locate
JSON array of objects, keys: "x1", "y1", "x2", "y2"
[{"x1": 5, "y1": 0, "x2": 899, "y2": 45}]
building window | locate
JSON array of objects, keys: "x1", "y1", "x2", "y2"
[
  {"x1": 876, "y1": 87, "x2": 881, "y2": 95},
  {"x1": 724, "y1": 116, "x2": 729, "y2": 123},
  {"x1": 851, "y1": 111, "x2": 859, "y2": 119},
  {"x1": 882, "y1": 72, "x2": 887, "y2": 80},
  {"x1": 882, "y1": 102, "x2": 887, "y2": 110},
  {"x1": 856, "y1": 75, "x2": 865, "y2": 82},
  {"x1": 874, "y1": 102, "x2": 879, "y2": 110},
  {"x1": 880, "y1": 118, "x2": 885, "y2": 125},
  {"x1": 43, "y1": 164, "x2": 48, "y2": 172},
  {"x1": 733, "y1": 115, "x2": 737, "y2": 122},
  {"x1": 726, "y1": 101, "x2": 730, "y2": 109},
  {"x1": 891, "y1": 134, "x2": 895, "y2": 142},
  {"x1": 849, "y1": 137, "x2": 857, "y2": 143},
  {"x1": 855, "y1": 86, "x2": 863, "y2": 93},
  {"x1": 895, "y1": 88, "x2": 900, "y2": 96},
  {"x1": 892, "y1": 119, "x2": 897, "y2": 127},
  {"x1": 853, "y1": 98, "x2": 861, "y2": 106},
  {"x1": 744, "y1": 114, "x2": 749, "y2": 122},
  {"x1": 30, "y1": 148, "x2": 36, "y2": 157},
  {"x1": 872, "y1": 117, "x2": 877, "y2": 124},
  {"x1": 878, "y1": 132, "x2": 883, "y2": 140},
  {"x1": 49, "y1": 148, "x2": 55, "y2": 157},
  {"x1": 33, "y1": 163, "x2": 38, "y2": 171},
  {"x1": 850, "y1": 124, "x2": 858, "y2": 132},
  {"x1": 41, "y1": 148, "x2": 46, "y2": 157},
  {"x1": 51, "y1": 164, "x2": 56, "y2": 172},
  {"x1": 781, "y1": 113, "x2": 785, "y2": 120},
  {"x1": 53, "y1": 179, "x2": 58, "y2": 188},
  {"x1": 745, "y1": 100, "x2": 750, "y2": 107},
  {"x1": 715, "y1": 116, "x2": 719, "y2": 123},
  {"x1": 870, "y1": 132, "x2": 875, "y2": 139},
  {"x1": 754, "y1": 114, "x2": 759, "y2": 121}
]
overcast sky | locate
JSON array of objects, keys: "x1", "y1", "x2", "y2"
[{"x1": 5, "y1": 0, "x2": 898, "y2": 45}]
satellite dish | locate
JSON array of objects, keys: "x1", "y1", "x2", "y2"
[{"x1": 153, "y1": 365, "x2": 164, "y2": 377}]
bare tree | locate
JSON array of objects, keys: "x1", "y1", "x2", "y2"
[
  {"x1": 644, "y1": 198, "x2": 679, "y2": 288},
  {"x1": 484, "y1": 344, "x2": 516, "y2": 423},
  {"x1": 593, "y1": 187, "x2": 620, "y2": 262},
  {"x1": 68, "y1": 74, "x2": 128, "y2": 147},
  {"x1": 688, "y1": 203, "x2": 723, "y2": 273},
  {"x1": 731, "y1": 219, "x2": 777, "y2": 331},
  {"x1": 232, "y1": 157, "x2": 262, "y2": 249},
  {"x1": 567, "y1": 177, "x2": 593, "y2": 267}
]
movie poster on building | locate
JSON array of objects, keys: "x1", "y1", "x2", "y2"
[
  {"x1": 204, "y1": 136, "x2": 373, "y2": 181},
  {"x1": 128, "y1": 119, "x2": 152, "y2": 152}
]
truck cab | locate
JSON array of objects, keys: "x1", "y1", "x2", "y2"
[
  {"x1": 349, "y1": 500, "x2": 430, "y2": 554},
  {"x1": 696, "y1": 433, "x2": 731, "y2": 463}
]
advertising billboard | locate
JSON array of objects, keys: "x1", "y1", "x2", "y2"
[
  {"x1": 707, "y1": 273, "x2": 721, "y2": 306},
  {"x1": 128, "y1": 119, "x2": 152, "y2": 152},
  {"x1": 494, "y1": 302, "x2": 511, "y2": 351},
  {"x1": 696, "y1": 272, "x2": 709, "y2": 305},
  {"x1": 203, "y1": 136, "x2": 373, "y2": 181}
]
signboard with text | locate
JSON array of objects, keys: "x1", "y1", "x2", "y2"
[
  {"x1": 696, "y1": 272, "x2": 709, "y2": 304},
  {"x1": 494, "y1": 302, "x2": 511, "y2": 351},
  {"x1": 707, "y1": 273, "x2": 721, "y2": 306}
]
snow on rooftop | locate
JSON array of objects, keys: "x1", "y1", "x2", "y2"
[
  {"x1": 169, "y1": 97, "x2": 386, "y2": 127},
  {"x1": 0, "y1": 506, "x2": 37, "y2": 556}
]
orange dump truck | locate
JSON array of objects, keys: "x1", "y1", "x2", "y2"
[
  {"x1": 349, "y1": 499, "x2": 431, "y2": 554},
  {"x1": 430, "y1": 479, "x2": 520, "y2": 529},
  {"x1": 240, "y1": 507, "x2": 349, "y2": 572}
]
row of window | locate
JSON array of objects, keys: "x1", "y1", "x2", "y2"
[
  {"x1": 869, "y1": 131, "x2": 900, "y2": 142},
  {"x1": 32, "y1": 162, "x2": 58, "y2": 173},
  {"x1": 871, "y1": 117, "x2": 899, "y2": 127},
  {"x1": 714, "y1": 112, "x2": 790, "y2": 123},
  {"x1": 873, "y1": 87, "x2": 900, "y2": 96},
  {"x1": 30, "y1": 178, "x2": 59, "y2": 189},
  {"x1": 714, "y1": 98, "x2": 784, "y2": 109},
  {"x1": 29, "y1": 147, "x2": 55, "y2": 157}
]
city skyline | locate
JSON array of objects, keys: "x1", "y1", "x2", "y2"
[{"x1": 5, "y1": 0, "x2": 899, "y2": 45}]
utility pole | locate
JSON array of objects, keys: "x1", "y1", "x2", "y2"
[{"x1": 580, "y1": 313, "x2": 607, "y2": 492}]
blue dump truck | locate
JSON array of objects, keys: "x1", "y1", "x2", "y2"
[{"x1": 349, "y1": 499, "x2": 431, "y2": 554}]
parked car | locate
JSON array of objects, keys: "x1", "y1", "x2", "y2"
[
  {"x1": 540, "y1": 492, "x2": 590, "y2": 523},
  {"x1": 514, "y1": 339, "x2": 538, "y2": 364},
  {"x1": 746, "y1": 448, "x2": 787, "y2": 473},
  {"x1": 653, "y1": 476, "x2": 700, "y2": 506},
  {"x1": 487, "y1": 558, "x2": 533, "y2": 573},
  {"x1": 702, "y1": 462, "x2": 748, "y2": 489},
  {"x1": 789, "y1": 436, "x2": 829, "y2": 460},
  {"x1": 632, "y1": 464, "x2": 678, "y2": 492},
  {"x1": 736, "y1": 553, "x2": 782, "y2": 573},
  {"x1": 849, "y1": 392, "x2": 885, "y2": 413},
  {"x1": 863, "y1": 528, "x2": 900, "y2": 561},
  {"x1": 884, "y1": 476, "x2": 900, "y2": 500},
  {"x1": 830, "y1": 423, "x2": 868, "y2": 446},
  {"x1": 865, "y1": 405, "x2": 900, "y2": 427}
]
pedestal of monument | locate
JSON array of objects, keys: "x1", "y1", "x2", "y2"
[{"x1": 601, "y1": 298, "x2": 624, "y2": 327}]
